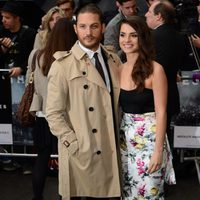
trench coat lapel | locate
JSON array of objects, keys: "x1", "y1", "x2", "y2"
[
  {"x1": 85, "y1": 57, "x2": 108, "y2": 90},
  {"x1": 71, "y1": 43, "x2": 110, "y2": 91}
]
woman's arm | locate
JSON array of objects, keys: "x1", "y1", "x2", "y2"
[{"x1": 147, "y1": 61, "x2": 168, "y2": 174}]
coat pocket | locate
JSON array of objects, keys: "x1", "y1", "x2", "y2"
[{"x1": 66, "y1": 140, "x2": 79, "y2": 155}]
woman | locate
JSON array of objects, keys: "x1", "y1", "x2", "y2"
[
  {"x1": 26, "y1": 18, "x2": 77, "y2": 200},
  {"x1": 33, "y1": 6, "x2": 66, "y2": 49},
  {"x1": 118, "y1": 16, "x2": 176, "y2": 199}
]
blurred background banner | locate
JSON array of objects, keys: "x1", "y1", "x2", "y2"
[
  {"x1": 175, "y1": 70, "x2": 200, "y2": 126},
  {"x1": 0, "y1": 73, "x2": 33, "y2": 145},
  {"x1": 0, "y1": 70, "x2": 13, "y2": 144},
  {"x1": 174, "y1": 126, "x2": 200, "y2": 148},
  {"x1": 10, "y1": 75, "x2": 33, "y2": 145},
  {"x1": 174, "y1": 70, "x2": 200, "y2": 148}
]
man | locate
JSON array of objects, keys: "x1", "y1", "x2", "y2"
[
  {"x1": 46, "y1": 3, "x2": 121, "y2": 200},
  {"x1": 0, "y1": 1, "x2": 36, "y2": 77},
  {"x1": 104, "y1": 0, "x2": 137, "y2": 59},
  {"x1": 56, "y1": 0, "x2": 75, "y2": 20},
  {"x1": 145, "y1": 0, "x2": 186, "y2": 148},
  {"x1": 0, "y1": 1, "x2": 36, "y2": 172}
]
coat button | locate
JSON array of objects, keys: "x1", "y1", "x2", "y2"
[
  {"x1": 83, "y1": 84, "x2": 88, "y2": 89},
  {"x1": 92, "y1": 129, "x2": 97, "y2": 133},
  {"x1": 82, "y1": 71, "x2": 86, "y2": 75},
  {"x1": 89, "y1": 107, "x2": 94, "y2": 111},
  {"x1": 96, "y1": 151, "x2": 101, "y2": 155}
]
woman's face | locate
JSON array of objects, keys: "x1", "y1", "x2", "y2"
[
  {"x1": 119, "y1": 23, "x2": 139, "y2": 54},
  {"x1": 49, "y1": 12, "x2": 62, "y2": 30}
]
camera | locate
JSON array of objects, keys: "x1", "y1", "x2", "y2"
[{"x1": 173, "y1": 0, "x2": 199, "y2": 35}]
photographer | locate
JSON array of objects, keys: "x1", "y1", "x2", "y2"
[
  {"x1": 0, "y1": 1, "x2": 36, "y2": 172},
  {"x1": 173, "y1": 0, "x2": 200, "y2": 69},
  {"x1": 0, "y1": 1, "x2": 36, "y2": 77}
]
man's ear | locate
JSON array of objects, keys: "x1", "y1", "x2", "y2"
[
  {"x1": 73, "y1": 24, "x2": 77, "y2": 34},
  {"x1": 116, "y1": 1, "x2": 120, "y2": 9},
  {"x1": 102, "y1": 23, "x2": 105, "y2": 34},
  {"x1": 156, "y1": 13, "x2": 162, "y2": 22}
]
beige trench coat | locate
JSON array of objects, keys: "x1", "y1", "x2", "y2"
[{"x1": 46, "y1": 42, "x2": 122, "y2": 200}]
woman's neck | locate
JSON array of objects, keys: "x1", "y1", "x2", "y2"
[{"x1": 125, "y1": 53, "x2": 138, "y2": 69}]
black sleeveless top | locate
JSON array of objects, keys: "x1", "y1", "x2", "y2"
[{"x1": 119, "y1": 88, "x2": 155, "y2": 114}]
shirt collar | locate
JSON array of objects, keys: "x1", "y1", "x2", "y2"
[
  {"x1": 154, "y1": 22, "x2": 164, "y2": 30},
  {"x1": 78, "y1": 41, "x2": 101, "y2": 59}
]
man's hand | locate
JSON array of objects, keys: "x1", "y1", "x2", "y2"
[
  {"x1": 0, "y1": 37, "x2": 13, "y2": 48},
  {"x1": 191, "y1": 34, "x2": 200, "y2": 48},
  {"x1": 0, "y1": 37, "x2": 13, "y2": 53},
  {"x1": 9, "y1": 67, "x2": 22, "y2": 77}
]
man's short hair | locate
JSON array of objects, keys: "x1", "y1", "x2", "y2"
[
  {"x1": 153, "y1": 0, "x2": 176, "y2": 24},
  {"x1": 116, "y1": 0, "x2": 134, "y2": 5},
  {"x1": 75, "y1": 3, "x2": 104, "y2": 24},
  {"x1": 56, "y1": 0, "x2": 75, "y2": 9}
]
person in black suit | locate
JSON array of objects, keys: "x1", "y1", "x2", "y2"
[{"x1": 145, "y1": 0, "x2": 187, "y2": 149}]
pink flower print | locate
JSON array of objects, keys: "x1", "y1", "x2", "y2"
[
  {"x1": 136, "y1": 125, "x2": 145, "y2": 136},
  {"x1": 130, "y1": 139, "x2": 137, "y2": 147},
  {"x1": 138, "y1": 184, "x2": 146, "y2": 196},
  {"x1": 133, "y1": 117, "x2": 144, "y2": 121},
  {"x1": 137, "y1": 158, "x2": 145, "y2": 175}
]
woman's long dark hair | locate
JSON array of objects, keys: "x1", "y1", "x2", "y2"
[
  {"x1": 37, "y1": 18, "x2": 77, "y2": 76},
  {"x1": 120, "y1": 16, "x2": 156, "y2": 91}
]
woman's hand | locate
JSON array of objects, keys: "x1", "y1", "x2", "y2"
[{"x1": 147, "y1": 150, "x2": 163, "y2": 174}]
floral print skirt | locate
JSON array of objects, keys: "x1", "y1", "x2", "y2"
[{"x1": 120, "y1": 112, "x2": 176, "y2": 200}]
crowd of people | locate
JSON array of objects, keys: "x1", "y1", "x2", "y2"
[{"x1": 0, "y1": 0, "x2": 200, "y2": 200}]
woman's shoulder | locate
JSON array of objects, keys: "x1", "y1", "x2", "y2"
[
  {"x1": 152, "y1": 60, "x2": 165, "y2": 74},
  {"x1": 151, "y1": 61, "x2": 167, "y2": 84}
]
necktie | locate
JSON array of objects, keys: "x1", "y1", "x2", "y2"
[{"x1": 93, "y1": 52, "x2": 106, "y2": 84}]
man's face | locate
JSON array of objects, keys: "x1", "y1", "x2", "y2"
[
  {"x1": 119, "y1": 0, "x2": 137, "y2": 17},
  {"x1": 74, "y1": 12, "x2": 105, "y2": 51},
  {"x1": 59, "y1": 2, "x2": 73, "y2": 20},
  {"x1": 145, "y1": 2, "x2": 159, "y2": 29},
  {"x1": 1, "y1": 11, "x2": 19, "y2": 31}
]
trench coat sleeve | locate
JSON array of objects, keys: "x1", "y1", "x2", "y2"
[{"x1": 46, "y1": 60, "x2": 78, "y2": 155}]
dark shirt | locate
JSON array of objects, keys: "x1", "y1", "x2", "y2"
[
  {"x1": 119, "y1": 88, "x2": 154, "y2": 114},
  {"x1": 0, "y1": 25, "x2": 36, "y2": 75}
]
